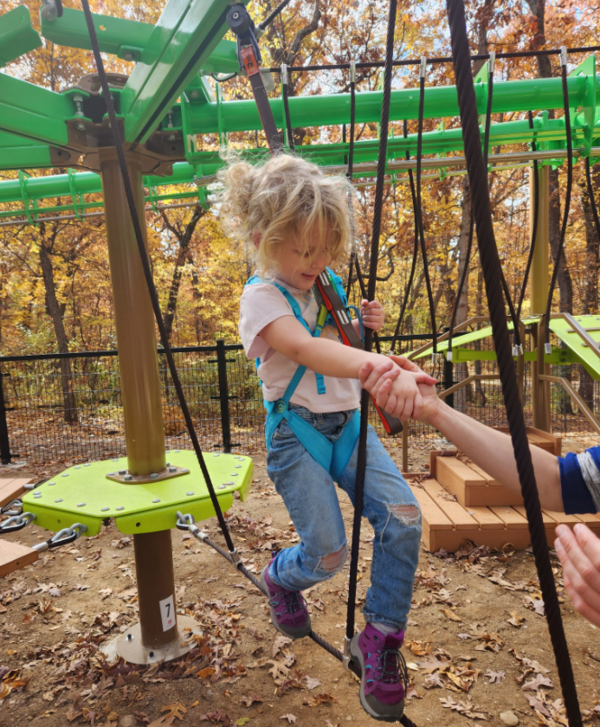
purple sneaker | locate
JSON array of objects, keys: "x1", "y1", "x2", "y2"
[
  {"x1": 259, "y1": 558, "x2": 311, "y2": 639},
  {"x1": 350, "y1": 623, "x2": 407, "y2": 722}
]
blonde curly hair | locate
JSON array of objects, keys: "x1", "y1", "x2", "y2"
[{"x1": 217, "y1": 153, "x2": 352, "y2": 276}]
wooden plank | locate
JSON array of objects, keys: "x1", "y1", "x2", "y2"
[
  {"x1": 409, "y1": 483, "x2": 453, "y2": 531},
  {"x1": 528, "y1": 427, "x2": 562, "y2": 455},
  {"x1": 438, "y1": 457, "x2": 487, "y2": 485},
  {"x1": 422, "y1": 479, "x2": 479, "y2": 530},
  {"x1": 514, "y1": 506, "x2": 555, "y2": 527},
  {"x1": 466, "y1": 507, "x2": 505, "y2": 530},
  {"x1": 467, "y1": 463, "x2": 499, "y2": 486},
  {"x1": 490, "y1": 506, "x2": 528, "y2": 530},
  {"x1": 0, "y1": 540, "x2": 38, "y2": 577},
  {"x1": 0, "y1": 478, "x2": 32, "y2": 508},
  {"x1": 543, "y1": 510, "x2": 582, "y2": 525}
]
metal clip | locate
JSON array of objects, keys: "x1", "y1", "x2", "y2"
[
  {"x1": 176, "y1": 511, "x2": 195, "y2": 531},
  {"x1": 342, "y1": 635, "x2": 352, "y2": 671},
  {"x1": 488, "y1": 51, "x2": 495, "y2": 75},
  {"x1": 47, "y1": 523, "x2": 87, "y2": 549},
  {"x1": 420, "y1": 57, "x2": 427, "y2": 79},
  {"x1": 350, "y1": 60, "x2": 356, "y2": 84},
  {"x1": 281, "y1": 63, "x2": 288, "y2": 86},
  {"x1": 0, "y1": 512, "x2": 35, "y2": 533},
  {"x1": 1, "y1": 499, "x2": 22, "y2": 515},
  {"x1": 512, "y1": 344, "x2": 523, "y2": 357},
  {"x1": 446, "y1": 350, "x2": 453, "y2": 363},
  {"x1": 544, "y1": 342, "x2": 552, "y2": 355},
  {"x1": 431, "y1": 352, "x2": 440, "y2": 365},
  {"x1": 560, "y1": 46, "x2": 567, "y2": 67}
]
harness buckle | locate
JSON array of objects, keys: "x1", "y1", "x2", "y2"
[{"x1": 275, "y1": 399, "x2": 287, "y2": 414}]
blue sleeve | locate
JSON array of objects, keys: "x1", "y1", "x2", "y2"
[{"x1": 558, "y1": 451, "x2": 597, "y2": 514}]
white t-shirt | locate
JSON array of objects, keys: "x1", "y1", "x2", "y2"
[{"x1": 239, "y1": 278, "x2": 360, "y2": 413}]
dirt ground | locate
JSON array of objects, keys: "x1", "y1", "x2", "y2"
[{"x1": 1, "y1": 437, "x2": 599, "y2": 727}]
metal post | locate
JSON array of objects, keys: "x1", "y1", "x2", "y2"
[
  {"x1": 530, "y1": 165, "x2": 551, "y2": 431},
  {"x1": 99, "y1": 149, "x2": 178, "y2": 658},
  {"x1": 0, "y1": 371, "x2": 12, "y2": 465},
  {"x1": 216, "y1": 339, "x2": 232, "y2": 453}
]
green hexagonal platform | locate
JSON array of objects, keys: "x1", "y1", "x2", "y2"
[{"x1": 23, "y1": 450, "x2": 253, "y2": 536}]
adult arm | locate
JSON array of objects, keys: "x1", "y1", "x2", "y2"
[{"x1": 359, "y1": 357, "x2": 563, "y2": 511}]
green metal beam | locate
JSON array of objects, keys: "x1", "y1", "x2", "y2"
[
  {"x1": 121, "y1": 0, "x2": 249, "y2": 144},
  {"x1": 0, "y1": 74, "x2": 71, "y2": 147},
  {"x1": 40, "y1": 7, "x2": 238, "y2": 72},
  {"x1": 184, "y1": 73, "x2": 599, "y2": 134},
  {"x1": 0, "y1": 132, "x2": 52, "y2": 170},
  {"x1": 0, "y1": 5, "x2": 41, "y2": 68}
]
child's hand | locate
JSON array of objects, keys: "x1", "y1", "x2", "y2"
[{"x1": 360, "y1": 299, "x2": 385, "y2": 331}]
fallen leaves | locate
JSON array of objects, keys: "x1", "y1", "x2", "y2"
[{"x1": 439, "y1": 695, "x2": 490, "y2": 720}]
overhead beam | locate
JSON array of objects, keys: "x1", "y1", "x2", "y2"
[
  {"x1": 40, "y1": 7, "x2": 238, "y2": 72},
  {"x1": 121, "y1": 0, "x2": 249, "y2": 145},
  {"x1": 0, "y1": 5, "x2": 41, "y2": 68},
  {"x1": 185, "y1": 74, "x2": 598, "y2": 133},
  {"x1": 0, "y1": 74, "x2": 71, "y2": 147}
]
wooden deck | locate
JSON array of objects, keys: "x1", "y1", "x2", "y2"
[
  {"x1": 0, "y1": 477, "x2": 38, "y2": 577},
  {"x1": 415, "y1": 430, "x2": 600, "y2": 553}
]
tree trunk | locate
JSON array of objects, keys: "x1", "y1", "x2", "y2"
[
  {"x1": 38, "y1": 229, "x2": 78, "y2": 424},
  {"x1": 162, "y1": 206, "x2": 205, "y2": 343}
]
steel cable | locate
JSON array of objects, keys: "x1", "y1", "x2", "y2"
[{"x1": 446, "y1": 2, "x2": 582, "y2": 724}]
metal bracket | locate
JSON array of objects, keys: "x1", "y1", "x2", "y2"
[{"x1": 106, "y1": 463, "x2": 189, "y2": 484}]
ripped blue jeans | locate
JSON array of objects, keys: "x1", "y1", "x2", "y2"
[{"x1": 266, "y1": 405, "x2": 421, "y2": 630}]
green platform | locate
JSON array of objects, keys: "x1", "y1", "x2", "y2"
[
  {"x1": 412, "y1": 315, "x2": 600, "y2": 380},
  {"x1": 23, "y1": 451, "x2": 253, "y2": 536}
]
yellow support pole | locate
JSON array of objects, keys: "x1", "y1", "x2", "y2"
[{"x1": 529, "y1": 165, "x2": 551, "y2": 431}]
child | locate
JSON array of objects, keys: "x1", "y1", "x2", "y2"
[{"x1": 218, "y1": 154, "x2": 433, "y2": 721}]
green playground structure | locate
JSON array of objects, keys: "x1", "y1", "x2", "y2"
[{"x1": 1, "y1": 0, "x2": 600, "y2": 669}]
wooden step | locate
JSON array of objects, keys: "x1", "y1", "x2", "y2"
[
  {"x1": 433, "y1": 452, "x2": 523, "y2": 507},
  {"x1": 494, "y1": 426, "x2": 562, "y2": 456},
  {"x1": 0, "y1": 478, "x2": 34, "y2": 508},
  {"x1": 0, "y1": 540, "x2": 38, "y2": 577},
  {"x1": 412, "y1": 480, "x2": 600, "y2": 553}
]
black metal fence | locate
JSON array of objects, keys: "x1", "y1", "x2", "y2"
[{"x1": 1, "y1": 333, "x2": 599, "y2": 467}]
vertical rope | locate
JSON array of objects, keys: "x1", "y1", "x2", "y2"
[
  {"x1": 446, "y1": 3, "x2": 582, "y2": 724},
  {"x1": 389, "y1": 120, "x2": 420, "y2": 354},
  {"x1": 345, "y1": 0, "x2": 398, "y2": 642},
  {"x1": 415, "y1": 59, "x2": 438, "y2": 353},
  {"x1": 281, "y1": 64, "x2": 295, "y2": 151}
]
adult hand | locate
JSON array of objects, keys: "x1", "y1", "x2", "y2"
[{"x1": 555, "y1": 523, "x2": 600, "y2": 628}]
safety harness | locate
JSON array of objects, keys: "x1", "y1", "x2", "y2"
[{"x1": 247, "y1": 269, "x2": 361, "y2": 482}]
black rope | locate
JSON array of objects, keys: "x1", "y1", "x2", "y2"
[
  {"x1": 261, "y1": 45, "x2": 600, "y2": 74},
  {"x1": 345, "y1": 0, "x2": 398, "y2": 643},
  {"x1": 415, "y1": 61, "x2": 438, "y2": 353},
  {"x1": 447, "y1": 209, "x2": 474, "y2": 355},
  {"x1": 258, "y1": 0, "x2": 293, "y2": 30},
  {"x1": 55, "y1": 0, "x2": 63, "y2": 17},
  {"x1": 79, "y1": 0, "x2": 236, "y2": 554},
  {"x1": 389, "y1": 120, "x2": 420, "y2": 354},
  {"x1": 281, "y1": 65, "x2": 295, "y2": 151},
  {"x1": 516, "y1": 110, "x2": 540, "y2": 320},
  {"x1": 446, "y1": 3, "x2": 582, "y2": 725},
  {"x1": 544, "y1": 53, "x2": 574, "y2": 346},
  {"x1": 345, "y1": 64, "x2": 356, "y2": 300}
]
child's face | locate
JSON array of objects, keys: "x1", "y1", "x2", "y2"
[{"x1": 271, "y1": 227, "x2": 333, "y2": 291}]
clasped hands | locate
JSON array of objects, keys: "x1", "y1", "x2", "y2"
[{"x1": 360, "y1": 355, "x2": 439, "y2": 422}]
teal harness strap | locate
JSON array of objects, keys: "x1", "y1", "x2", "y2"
[{"x1": 245, "y1": 273, "x2": 360, "y2": 481}]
